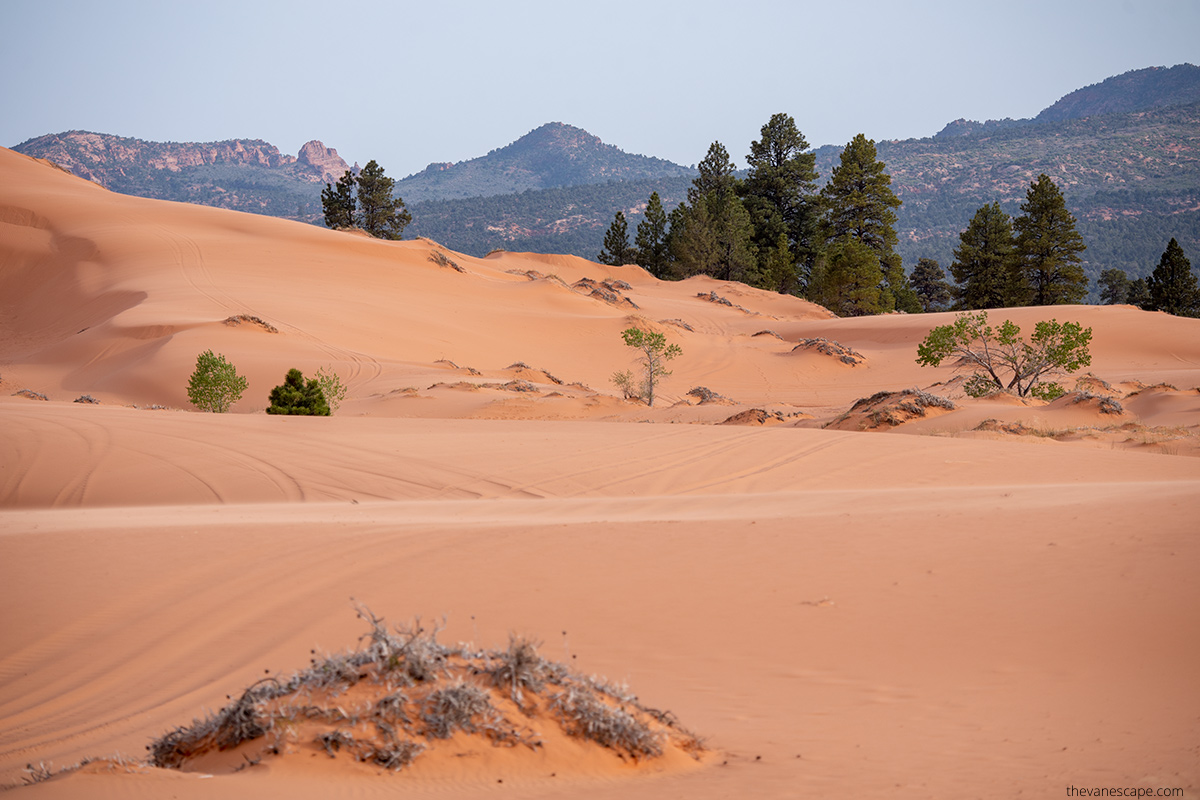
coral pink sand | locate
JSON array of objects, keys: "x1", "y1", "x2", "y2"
[{"x1": 2, "y1": 147, "x2": 1198, "y2": 798}]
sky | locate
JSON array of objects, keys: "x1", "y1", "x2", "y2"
[{"x1": 3, "y1": 0, "x2": 1199, "y2": 179}]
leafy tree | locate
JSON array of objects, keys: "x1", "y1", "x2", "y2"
[
  {"x1": 1097, "y1": 268, "x2": 1130, "y2": 305},
  {"x1": 356, "y1": 160, "x2": 411, "y2": 240},
  {"x1": 267, "y1": 368, "x2": 331, "y2": 415},
  {"x1": 916, "y1": 311, "x2": 1092, "y2": 399},
  {"x1": 1013, "y1": 174, "x2": 1088, "y2": 305},
  {"x1": 740, "y1": 113, "x2": 820, "y2": 292},
  {"x1": 1146, "y1": 237, "x2": 1200, "y2": 316},
  {"x1": 634, "y1": 192, "x2": 672, "y2": 279},
  {"x1": 1128, "y1": 277, "x2": 1151, "y2": 309},
  {"x1": 911, "y1": 258, "x2": 953, "y2": 312},
  {"x1": 321, "y1": 169, "x2": 357, "y2": 229},
  {"x1": 950, "y1": 203, "x2": 1024, "y2": 309},
  {"x1": 187, "y1": 350, "x2": 248, "y2": 413},
  {"x1": 614, "y1": 327, "x2": 681, "y2": 407},
  {"x1": 598, "y1": 211, "x2": 636, "y2": 265},
  {"x1": 818, "y1": 134, "x2": 904, "y2": 312},
  {"x1": 315, "y1": 366, "x2": 347, "y2": 413}
]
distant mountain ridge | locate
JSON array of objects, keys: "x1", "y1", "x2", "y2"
[
  {"x1": 10, "y1": 64, "x2": 1199, "y2": 292},
  {"x1": 12, "y1": 131, "x2": 350, "y2": 220},
  {"x1": 935, "y1": 64, "x2": 1200, "y2": 138},
  {"x1": 393, "y1": 122, "x2": 695, "y2": 204}
]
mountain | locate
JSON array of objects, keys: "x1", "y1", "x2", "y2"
[
  {"x1": 11, "y1": 131, "x2": 349, "y2": 220},
  {"x1": 934, "y1": 64, "x2": 1200, "y2": 138},
  {"x1": 392, "y1": 122, "x2": 694, "y2": 204},
  {"x1": 10, "y1": 65, "x2": 1199, "y2": 291}
]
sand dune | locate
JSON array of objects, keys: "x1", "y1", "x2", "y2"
[{"x1": 2, "y1": 146, "x2": 1199, "y2": 798}]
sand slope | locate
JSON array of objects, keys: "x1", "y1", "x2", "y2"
[{"x1": 2, "y1": 147, "x2": 1199, "y2": 798}]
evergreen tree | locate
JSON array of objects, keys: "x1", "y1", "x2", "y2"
[
  {"x1": 814, "y1": 236, "x2": 885, "y2": 316},
  {"x1": 911, "y1": 258, "x2": 953, "y2": 312},
  {"x1": 673, "y1": 142, "x2": 756, "y2": 282},
  {"x1": 1146, "y1": 238, "x2": 1200, "y2": 316},
  {"x1": 634, "y1": 192, "x2": 672, "y2": 279},
  {"x1": 950, "y1": 203, "x2": 1024, "y2": 309},
  {"x1": 267, "y1": 369, "x2": 331, "y2": 416},
  {"x1": 689, "y1": 141, "x2": 738, "y2": 205},
  {"x1": 740, "y1": 113, "x2": 820, "y2": 293},
  {"x1": 1013, "y1": 174, "x2": 1088, "y2": 305},
  {"x1": 598, "y1": 211, "x2": 636, "y2": 265},
  {"x1": 1098, "y1": 268, "x2": 1130, "y2": 305},
  {"x1": 1128, "y1": 277, "x2": 1151, "y2": 309},
  {"x1": 355, "y1": 160, "x2": 411, "y2": 240},
  {"x1": 321, "y1": 170, "x2": 357, "y2": 229},
  {"x1": 818, "y1": 134, "x2": 903, "y2": 313}
]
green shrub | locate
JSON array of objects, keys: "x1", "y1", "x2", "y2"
[
  {"x1": 267, "y1": 368, "x2": 330, "y2": 416},
  {"x1": 315, "y1": 366, "x2": 347, "y2": 414},
  {"x1": 916, "y1": 311, "x2": 1091, "y2": 399},
  {"x1": 186, "y1": 350, "x2": 247, "y2": 413}
]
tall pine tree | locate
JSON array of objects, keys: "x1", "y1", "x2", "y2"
[
  {"x1": 911, "y1": 258, "x2": 953, "y2": 312},
  {"x1": 740, "y1": 113, "x2": 819, "y2": 293},
  {"x1": 1147, "y1": 238, "x2": 1200, "y2": 316},
  {"x1": 673, "y1": 142, "x2": 756, "y2": 282},
  {"x1": 634, "y1": 192, "x2": 671, "y2": 278},
  {"x1": 950, "y1": 203, "x2": 1025, "y2": 309},
  {"x1": 321, "y1": 170, "x2": 357, "y2": 229},
  {"x1": 817, "y1": 134, "x2": 910, "y2": 313},
  {"x1": 1012, "y1": 174, "x2": 1087, "y2": 305},
  {"x1": 356, "y1": 160, "x2": 411, "y2": 240},
  {"x1": 598, "y1": 211, "x2": 636, "y2": 265}
]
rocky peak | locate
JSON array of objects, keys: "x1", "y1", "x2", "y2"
[{"x1": 296, "y1": 140, "x2": 350, "y2": 182}]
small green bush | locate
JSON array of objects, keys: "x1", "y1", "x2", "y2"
[
  {"x1": 267, "y1": 368, "x2": 330, "y2": 416},
  {"x1": 187, "y1": 350, "x2": 247, "y2": 413},
  {"x1": 315, "y1": 366, "x2": 347, "y2": 414}
]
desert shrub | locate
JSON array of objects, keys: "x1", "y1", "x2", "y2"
[
  {"x1": 315, "y1": 366, "x2": 347, "y2": 413},
  {"x1": 267, "y1": 369, "x2": 330, "y2": 416},
  {"x1": 187, "y1": 350, "x2": 247, "y2": 413},
  {"x1": 916, "y1": 311, "x2": 1091, "y2": 399},
  {"x1": 615, "y1": 327, "x2": 681, "y2": 406}
]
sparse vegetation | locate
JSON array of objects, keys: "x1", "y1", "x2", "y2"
[
  {"x1": 314, "y1": 366, "x2": 347, "y2": 414},
  {"x1": 613, "y1": 327, "x2": 681, "y2": 407},
  {"x1": 916, "y1": 311, "x2": 1092, "y2": 399},
  {"x1": 146, "y1": 607, "x2": 701, "y2": 773},
  {"x1": 187, "y1": 350, "x2": 248, "y2": 413}
]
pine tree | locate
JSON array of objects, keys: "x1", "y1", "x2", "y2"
[
  {"x1": 1098, "y1": 268, "x2": 1130, "y2": 305},
  {"x1": 598, "y1": 211, "x2": 636, "y2": 265},
  {"x1": 815, "y1": 236, "x2": 885, "y2": 316},
  {"x1": 673, "y1": 142, "x2": 756, "y2": 282},
  {"x1": 1147, "y1": 238, "x2": 1200, "y2": 316},
  {"x1": 910, "y1": 258, "x2": 953, "y2": 312},
  {"x1": 950, "y1": 203, "x2": 1025, "y2": 309},
  {"x1": 818, "y1": 134, "x2": 903, "y2": 313},
  {"x1": 689, "y1": 141, "x2": 738, "y2": 205},
  {"x1": 355, "y1": 160, "x2": 411, "y2": 240},
  {"x1": 1013, "y1": 174, "x2": 1087, "y2": 305},
  {"x1": 267, "y1": 369, "x2": 330, "y2": 416},
  {"x1": 1128, "y1": 277, "x2": 1151, "y2": 309},
  {"x1": 634, "y1": 192, "x2": 671, "y2": 279},
  {"x1": 321, "y1": 170, "x2": 357, "y2": 229},
  {"x1": 740, "y1": 113, "x2": 819, "y2": 293}
]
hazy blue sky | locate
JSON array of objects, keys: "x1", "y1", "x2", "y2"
[{"x1": 3, "y1": 0, "x2": 1198, "y2": 178}]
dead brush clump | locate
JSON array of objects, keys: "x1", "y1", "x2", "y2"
[
  {"x1": 428, "y1": 250, "x2": 466, "y2": 273},
  {"x1": 146, "y1": 607, "x2": 702, "y2": 774},
  {"x1": 223, "y1": 314, "x2": 278, "y2": 333},
  {"x1": 792, "y1": 337, "x2": 866, "y2": 366}
]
